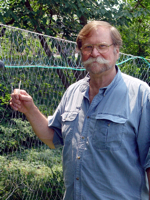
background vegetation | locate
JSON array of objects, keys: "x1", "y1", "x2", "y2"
[
  {"x1": 0, "y1": 0, "x2": 150, "y2": 58},
  {"x1": 0, "y1": 67, "x2": 66, "y2": 199},
  {"x1": 0, "y1": 0, "x2": 150, "y2": 199}
]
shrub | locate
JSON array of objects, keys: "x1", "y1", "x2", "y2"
[
  {"x1": 0, "y1": 148, "x2": 64, "y2": 200},
  {"x1": 0, "y1": 118, "x2": 41, "y2": 153}
]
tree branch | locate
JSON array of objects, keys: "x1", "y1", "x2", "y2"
[
  {"x1": 25, "y1": 0, "x2": 33, "y2": 11},
  {"x1": 6, "y1": 19, "x2": 15, "y2": 25},
  {"x1": 79, "y1": 16, "x2": 87, "y2": 26},
  {"x1": 23, "y1": 0, "x2": 71, "y2": 88}
]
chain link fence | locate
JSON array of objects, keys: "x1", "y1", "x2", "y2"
[{"x1": 0, "y1": 24, "x2": 150, "y2": 200}]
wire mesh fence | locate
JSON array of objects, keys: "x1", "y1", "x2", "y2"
[{"x1": 0, "y1": 24, "x2": 150, "y2": 200}]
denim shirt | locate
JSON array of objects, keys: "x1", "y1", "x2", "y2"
[{"x1": 48, "y1": 67, "x2": 150, "y2": 200}]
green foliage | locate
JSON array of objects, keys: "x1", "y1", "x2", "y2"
[
  {"x1": 119, "y1": 19, "x2": 150, "y2": 58},
  {"x1": 117, "y1": 57, "x2": 150, "y2": 85},
  {"x1": 0, "y1": 66, "x2": 77, "y2": 153},
  {"x1": 0, "y1": 0, "x2": 150, "y2": 195},
  {"x1": 0, "y1": 148, "x2": 64, "y2": 199},
  {"x1": 0, "y1": 66, "x2": 66, "y2": 117},
  {"x1": 118, "y1": 0, "x2": 150, "y2": 58},
  {"x1": 119, "y1": 63, "x2": 141, "y2": 78},
  {"x1": 0, "y1": 70, "x2": 13, "y2": 124},
  {"x1": 0, "y1": 65, "x2": 67, "y2": 198},
  {"x1": 1, "y1": 0, "x2": 150, "y2": 60},
  {"x1": 0, "y1": 0, "x2": 131, "y2": 41},
  {"x1": 0, "y1": 119, "x2": 40, "y2": 153}
]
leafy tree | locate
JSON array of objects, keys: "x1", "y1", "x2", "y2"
[
  {"x1": 0, "y1": 0, "x2": 131, "y2": 40},
  {"x1": 119, "y1": 0, "x2": 150, "y2": 59},
  {"x1": 0, "y1": 0, "x2": 133, "y2": 86},
  {"x1": 0, "y1": 0, "x2": 149, "y2": 84},
  {"x1": 0, "y1": 0, "x2": 149, "y2": 58}
]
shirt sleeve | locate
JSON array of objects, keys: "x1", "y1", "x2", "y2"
[
  {"x1": 48, "y1": 115, "x2": 63, "y2": 148},
  {"x1": 137, "y1": 92, "x2": 150, "y2": 170},
  {"x1": 48, "y1": 90, "x2": 68, "y2": 148}
]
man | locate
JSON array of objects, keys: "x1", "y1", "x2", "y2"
[{"x1": 10, "y1": 21, "x2": 150, "y2": 200}]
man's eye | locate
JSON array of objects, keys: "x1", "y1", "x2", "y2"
[
  {"x1": 84, "y1": 45, "x2": 92, "y2": 50},
  {"x1": 98, "y1": 44, "x2": 107, "y2": 49}
]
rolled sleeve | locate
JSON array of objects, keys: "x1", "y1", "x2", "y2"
[
  {"x1": 48, "y1": 112, "x2": 63, "y2": 148},
  {"x1": 47, "y1": 90, "x2": 68, "y2": 148},
  {"x1": 48, "y1": 115, "x2": 63, "y2": 148}
]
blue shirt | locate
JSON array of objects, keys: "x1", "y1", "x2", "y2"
[{"x1": 48, "y1": 67, "x2": 150, "y2": 200}]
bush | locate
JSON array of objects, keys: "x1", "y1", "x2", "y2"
[
  {"x1": 0, "y1": 118, "x2": 41, "y2": 153},
  {"x1": 0, "y1": 148, "x2": 64, "y2": 200}
]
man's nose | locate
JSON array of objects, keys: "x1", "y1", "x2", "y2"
[{"x1": 90, "y1": 46, "x2": 100, "y2": 57}]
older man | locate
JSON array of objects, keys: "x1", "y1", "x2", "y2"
[{"x1": 10, "y1": 21, "x2": 150, "y2": 200}]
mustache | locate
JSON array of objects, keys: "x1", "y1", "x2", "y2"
[{"x1": 82, "y1": 57, "x2": 109, "y2": 65}]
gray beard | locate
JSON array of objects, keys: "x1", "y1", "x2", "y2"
[{"x1": 85, "y1": 63, "x2": 113, "y2": 74}]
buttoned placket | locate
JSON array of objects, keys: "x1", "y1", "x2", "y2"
[{"x1": 74, "y1": 91, "x2": 105, "y2": 200}]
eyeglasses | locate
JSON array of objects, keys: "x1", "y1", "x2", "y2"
[{"x1": 81, "y1": 43, "x2": 114, "y2": 55}]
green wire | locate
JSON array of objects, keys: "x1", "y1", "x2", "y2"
[
  {"x1": 117, "y1": 56, "x2": 150, "y2": 66},
  {"x1": 5, "y1": 65, "x2": 86, "y2": 71},
  {"x1": 4, "y1": 56, "x2": 150, "y2": 70}
]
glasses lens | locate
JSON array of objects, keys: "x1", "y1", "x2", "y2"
[
  {"x1": 97, "y1": 44, "x2": 108, "y2": 53},
  {"x1": 82, "y1": 45, "x2": 92, "y2": 55},
  {"x1": 81, "y1": 43, "x2": 112, "y2": 55}
]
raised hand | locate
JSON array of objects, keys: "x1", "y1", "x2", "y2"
[{"x1": 10, "y1": 89, "x2": 35, "y2": 115}]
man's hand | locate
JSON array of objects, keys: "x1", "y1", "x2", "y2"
[
  {"x1": 10, "y1": 89, "x2": 55, "y2": 149},
  {"x1": 10, "y1": 89, "x2": 35, "y2": 115}
]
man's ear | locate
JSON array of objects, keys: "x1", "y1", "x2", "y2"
[{"x1": 114, "y1": 46, "x2": 120, "y2": 60}]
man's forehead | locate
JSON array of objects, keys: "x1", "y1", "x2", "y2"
[
  {"x1": 90, "y1": 26, "x2": 110, "y2": 35},
  {"x1": 82, "y1": 27, "x2": 112, "y2": 44}
]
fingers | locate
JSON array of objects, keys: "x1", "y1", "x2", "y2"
[
  {"x1": 10, "y1": 91, "x2": 21, "y2": 111},
  {"x1": 12, "y1": 89, "x2": 31, "y2": 101},
  {"x1": 10, "y1": 89, "x2": 32, "y2": 112},
  {"x1": 14, "y1": 89, "x2": 27, "y2": 96},
  {"x1": 10, "y1": 99, "x2": 21, "y2": 111}
]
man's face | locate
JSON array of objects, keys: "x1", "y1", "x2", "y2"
[{"x1": 81, "y1": 27, "x2": 119, "y2": 75}]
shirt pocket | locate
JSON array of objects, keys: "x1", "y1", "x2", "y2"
[
  {"x1": 92, "y1": 114, "x2": 127, "y2": 151},
  {"x1": 61, "y1": 111, "x2": 78, "y2": 143}
]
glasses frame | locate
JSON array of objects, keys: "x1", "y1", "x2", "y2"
[{"x1": 81, "y1": 43, "x2": 114, "y2": 55}]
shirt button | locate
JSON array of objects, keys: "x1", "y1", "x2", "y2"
[
  {"x1": 82, "y1": 136, "x2": 85, "y2": 139},
  {"x1": 108, "y1": 123, "x2": 110, "y2": 126},
  {"x1": 76, "y1": 177, "x2": 79, "y2": 180},
  {"x1": 77, "y1": 156, "x2": 80, "y2": 159},
  {"x1": 87, "y1": 116, "x2": 89, "y2": 118}
]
